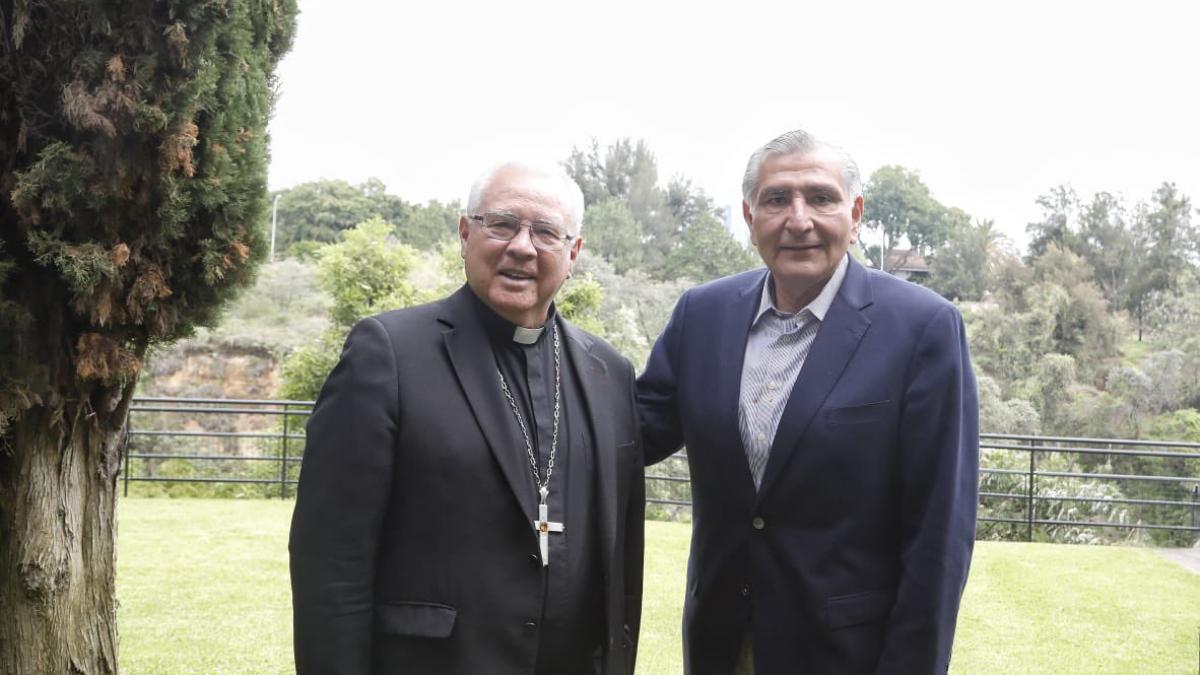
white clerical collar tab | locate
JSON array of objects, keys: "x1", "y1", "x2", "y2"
[{"x1": 512, "y1": 325, "x2": 544, "y2": 345}]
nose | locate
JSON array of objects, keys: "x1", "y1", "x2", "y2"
[
  {"x1": 504, "y1": 224, "x2": 538, "y2": 257},
  {"x1": 783, "y1": 198, "x2": 816, "y2": 231}
]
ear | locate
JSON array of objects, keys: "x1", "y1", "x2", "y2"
[
  {"x1": 849, "y1": 195, "x2": 864, "y2": 244},
  {"x1": 566, "y1": 235, "x2": 583, "y2": 275},
  {"x1": 742, "y1": 201, "x2": 758, "y2": 246},
  {"x1": 458, "y1": 215, "x2": 470, "y2": 257}
]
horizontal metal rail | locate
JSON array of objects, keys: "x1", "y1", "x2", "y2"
[
  {"x1": 120, "y1": 398, "x2": 1200, "y2": 543},
  {"x1": 130, "y1": 452, "x2": 303, "y2": 463},
  {"x1": 979, "y1": 490, "x2": 1196, "y2": 509},
  {"x1": 129, "y1": 429, "x2": 306, "y2": 440},
  {"x1": 982, "y1": 432, "x2": 1200, "y2": 451},
  {"x1": 981, "y1": 441, "x2": 1200, "y2": 460},
  {"x1": 131, "y1": 405, "x2": 312, "y2": 416}
]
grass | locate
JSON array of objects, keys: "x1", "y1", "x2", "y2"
[{"x1": 116, "y1": 498, "x2": 1200, "y2": 674}]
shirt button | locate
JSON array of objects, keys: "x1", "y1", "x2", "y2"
[
  {"x1": 752, "y1": 517, "x2": 766, "y2": 530},
  {"x1": 768, "y1": 381, "x2": 778, "y2": 390},
  {"x1": 756, "y1": 432, "x2": 766, "y2": 441},
  {"x1": 740, "y1": 584, "x2": 751, "y2": 597}
]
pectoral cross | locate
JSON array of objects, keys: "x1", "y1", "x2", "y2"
[{"x1": 532, "y1": 486, "x2": 564, "y2": 567}]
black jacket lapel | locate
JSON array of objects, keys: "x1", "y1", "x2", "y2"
[{"x1": 440, "y1": 286, "x2": 537, "y2": 523}]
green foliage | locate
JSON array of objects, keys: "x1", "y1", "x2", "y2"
[
  {"x1": 863, "y1": 165, "x2": 959, "y2": 266},
  {"x1": 270, "y1": 179, "x2": 460, "y2": 253},
  {"x1": 565, "y1": 139, "x2": 750, "y2": 282},
  {"x1": 976, "y1": 375, "x2": 1041, "y2": 434},
  {"x1": 660, "y1": 212, "x2": 758, "y2": 283},
  {"x1": 977, "y1": 447, "x2": 1135, "y2": 545},
  {"x1": 317, "y1": 218, "x2": 419, "y2": 327},
  {"x1": 928, "y1": 219, "x2": 1005, "y2": 301},
  {"x1": 278, "y1": 330, "x2": 344, "y2": 403},
  {"x1": 574, "y1": 254, "x2": 691, "y2": 371},
  {"x1": 400, "y1": 200, "x2": 460, "y2": 250},
  {"x1": 278, "y1": 218, "x2": 426, "y2": 402},
  {"x1": 270, "y1": 178, "x2": 405, "y2": 249},
  {"x1": 1025, "y1": 185, "x2": 1080, "y2": 261},
  {"x1": 183, "y1": 259, "x2": 332, "y2": 355},
  {"x1": 1075, "y1": 191, "x2": 1134, "y2": 309},
  {"x1": 0, "y1": 0, "x2": 297, "y2": 430},
  {"x1": 1015, "y1": 354, "x2": 1076, "y2": 432},
  {"x1": 556, "y1": 275, "x2": 605, "y2": 336},
  {"x1": 973, "y1": 244, "x2": 1120, "y2": 389},
  {"x1": 583, "y1": 199, "x2": 643, "y2": 274}
]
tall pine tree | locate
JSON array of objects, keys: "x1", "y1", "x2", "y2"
[{"x1": 0, "y1": 1, "x2": 296, "y2": 670}]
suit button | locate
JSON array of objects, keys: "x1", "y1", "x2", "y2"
[
  {"x1": 752, "y1": 517, "x2": 766, "y2": 530},
  {"x1": 528, "y1": 553, "x2": 540, "y2": 563},
  {"x1": 524, "y1": 620, "x2": 538, "y2": 628},
  {"x1": 740, "y1": 584, "x2": 751, "y2": 597}
]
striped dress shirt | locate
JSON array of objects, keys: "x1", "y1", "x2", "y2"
[{"x1": 738, "y1": 255, "x2": 849, "y2": 489}]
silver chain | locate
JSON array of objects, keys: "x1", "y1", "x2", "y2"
[{"x1": 498, "y1": 325, "x2": 561, "y2": 495}]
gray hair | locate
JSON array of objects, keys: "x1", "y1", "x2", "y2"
[
  {"x1": 741, "y1": 129, "x2": 863, "y2": 204},
  {"x1": 466, "y1": 162, "x2": 586, "y2": 234}
]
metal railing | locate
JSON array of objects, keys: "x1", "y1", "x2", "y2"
[
  {"x1": 122, "y1": 399, "x2": 1200, "y2": 544},
  {"x1": 124, "y1": 397, "x2": 313, "y2": 498}
]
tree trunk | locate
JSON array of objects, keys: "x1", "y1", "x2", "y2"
[{"x1": 0, "y1": 394, "x2": 128, "y2": 674}]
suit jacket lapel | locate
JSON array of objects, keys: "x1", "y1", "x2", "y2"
[
  {"x1": 440, "y1": 286, "x2": 537, "y2": 523},
  {"x1": 560, "y1": 319, "x2": 618, "y2": 565},
  {"x1": 756, "y1": 258, "x2": 873, "y2": 503}
]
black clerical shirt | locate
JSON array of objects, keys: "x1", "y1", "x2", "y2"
[{"x1": 472, "y1": 295, "x2": 605, "y2": 675}]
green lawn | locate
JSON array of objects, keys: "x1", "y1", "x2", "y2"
[{"x1": 116, "y1": 498, "x2": 1200, "y2": 674}]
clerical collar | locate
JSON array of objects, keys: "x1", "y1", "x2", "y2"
[
  {"x1": 468, "y1": 288, "x2": 556, "y2": 346},
  {"x1": 512, "y1": 325, "x2": 543, "y2": 345}
]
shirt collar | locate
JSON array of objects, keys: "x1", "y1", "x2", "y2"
[
  {"x1": 753, "y1": 253, "x2": 850, "y2": 326},
  {"x1": 469, "y1": 289, "x2": 555, "y2": 346}
]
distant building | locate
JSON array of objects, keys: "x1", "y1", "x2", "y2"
[
  {"x1": 721, "y1": 204, "x2": 750, "y2": 246},
  {"x1": 883, "y1": 249, "x2": 930, "y2": 281}
]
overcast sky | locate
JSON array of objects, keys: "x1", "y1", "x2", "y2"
[{"x1": 266, "y1": 0, "x2": 1199, "y2": 252}]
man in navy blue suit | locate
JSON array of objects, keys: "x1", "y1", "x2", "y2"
[{"x1": 637, "y1": 129, "x2": 979, "y2": 674}]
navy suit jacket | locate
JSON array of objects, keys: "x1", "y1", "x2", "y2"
[{"x1": 637, "y1": 257, "x2": 978, "y2": 674}]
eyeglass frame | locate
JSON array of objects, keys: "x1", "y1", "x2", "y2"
[{"x1": 467, "y1": 212, "x2": 578, "y2": 252}]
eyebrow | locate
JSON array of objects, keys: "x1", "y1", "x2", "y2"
[{"x1": 758, "y1": 183, "x2": 843, "y2": 199}]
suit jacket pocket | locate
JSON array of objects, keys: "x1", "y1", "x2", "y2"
[
  {"x1": 824, "y1": 400, "x2": 894, "y2": 427},
  {"x1": 375, "y1": 601, "x2": 457, "y2": 638},
  {"x1": 823, "y1": 590, "x2": 894, "y2": 630}
]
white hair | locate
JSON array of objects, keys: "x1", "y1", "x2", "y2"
[
  {"x1": 741, "y1": 129, "x2": 863, "y2": 203},
  {"x1": 466, "y1": 161, "x2": 586, "y2": 234}
]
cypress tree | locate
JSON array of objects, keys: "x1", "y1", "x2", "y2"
[{"x1": 0, "y1": 1, "x2": 296, "y2": 670}]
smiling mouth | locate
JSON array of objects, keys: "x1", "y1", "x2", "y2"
[{"x1": 499, "y1": 270, "x2": 536, "y2": 281}]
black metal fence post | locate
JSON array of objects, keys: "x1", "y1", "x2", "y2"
[
  {"x1": 122, "y1": 404, "x2": 132, "y2": 497},
  {"x1": 1027, "y1": 441, "x2": 1037, "y2": 543},
  {"x1": 1191, "y1": 485, "x2": 1199, "y2": 533},
  {"x1": 279, "y1": 403, "x2": 290, "y2": 499}
]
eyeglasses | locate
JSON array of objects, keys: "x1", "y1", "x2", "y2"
[
  {"x1": 754, "y1": 188, "x2": 844, "y2": 216},
  {"x1": 469, "y1": 213, "x2": 576, "y2": 252}
]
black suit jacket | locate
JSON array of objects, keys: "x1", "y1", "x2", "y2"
[
  {"x1": 290, "y1": 286, "x2": 644, "y2": 675},
  {"x1": 638, "y1": 257, "x2": 978, "y2": 674}
]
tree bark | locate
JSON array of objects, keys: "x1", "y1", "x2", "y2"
[{"x1": 0, "y1": 393, "x2": 129, "y2": 674}]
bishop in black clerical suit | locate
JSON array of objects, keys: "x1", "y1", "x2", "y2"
[{"x1": 289, "y1": 163, "x2": 644, "y2": 675}]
